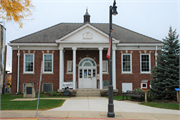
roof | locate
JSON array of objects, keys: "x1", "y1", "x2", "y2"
[{"x1": 10, "y1": 23, "x2": 162, "y2": 43}]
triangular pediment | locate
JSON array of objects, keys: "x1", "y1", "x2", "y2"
[{"x1": 56, "y1": 24, "x2": 117, "y2": 43}]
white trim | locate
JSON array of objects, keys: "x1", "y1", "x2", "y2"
[
  {"x1": 141, "y1": 83, "x2": 147, "y2": 89},
  {"x1": 117, "y1": 44, "x2": 163, "y2": 47},
  {"x1": 11, "y1": 46, "x2": 58, "y2": 50},
  {"x1": 121, "y1": 54, "x2": 132, "y2": 73},
  {"x1": 58, "y1": 41, "x2": 118, "y2": 44},
  {"x1": 23, "y1": 53, "x2": 34, "y2": 74},
  {"x1": 116, "y1": 46, "x2": 162, "y2": 50},
  {"x1": 140, "y1": 54, "x2": 151, "y2": 73},
  {"x1": 56, "y1": 24, "x2": 118, "y2": 43},
  {"x1": 8, "y1": 43, "x2": 57, "y2": 47},
  {"x1": 43, "y1": 53, "x2": 53, "y2": 73},
  {"x1": 78, "y1": 57, "x2": 97, "y2": 67}
]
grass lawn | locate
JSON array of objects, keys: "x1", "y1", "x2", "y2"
[
  {"x1": 107, "y1": 95, "x2": 179, "y2": 110},
  {"x1": 141, "y1": 102, "x2": 179, "y2": 110},
  {"x1": 1, "y1": 93, "x2": 65, "y2": 110},
  {"x1": 35, "y1": 94, "x2": 70, "y2": 98}
]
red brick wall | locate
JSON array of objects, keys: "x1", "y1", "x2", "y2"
[
  {"x1": 11, "y1": 50, "x2": 59, "y2": 94},
  {"x1": 116, "y1": 50, "x2": 157, "y2": 94},
  {"x1": 11, "y1": 50, "x2": 17, "y2": 94},
  {"x1": 11, "y1": 49, "x2": 158, "y2": 95}
]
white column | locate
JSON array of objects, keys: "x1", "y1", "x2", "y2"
[
  {"x1": 72, "y1": 47, "x2": 77, "y2": 89},
  {"x1": 112, "y1": 47, "x2": 116, "y2": 89},
  {"x1": 155, "y1": 46, "x2": 158, "y2": 66},
  {"x1": 99, "y1": 47, "x2": 103, "y2": 89},
  {"x1": 62, "y1": 50, "x2": 64, "y2": 82},
  {"x1": 17, "y1": 46, "x2": 20, "y2": 93},
  {"x1": 59, "y1": 46, "x2": 63, "y2": 89}
]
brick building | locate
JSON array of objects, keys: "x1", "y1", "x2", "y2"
[{"x1": 9, "y1": 10, "x2": 163, "y2": 95}]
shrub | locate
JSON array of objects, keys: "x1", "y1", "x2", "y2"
[
  {"x1": 134, "y1": 88, "x2": 143, "y2": 91},
  {"x1": 17, "y1": 91, "x2": 23, "y2": 95},
  {"x1": 40, "y1": 91, "x2": 44, "y2": 94},
  {"x1": 100, "y1": 90, "x2": 106, "y2": 96},
  {"x1": 50, "y1": 91, "x2": 57, "y2": 96},
  {"x1": 57, "y1": 92, "x2": 62, "y2": 96},
  {"x1": 71, "y1": 89, "x2": 76, "y2": 93}
]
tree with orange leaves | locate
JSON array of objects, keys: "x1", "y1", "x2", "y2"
[{"x1": 0, "y1": 0, "x2": 34, "y2": 28}]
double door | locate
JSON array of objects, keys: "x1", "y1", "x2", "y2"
[{"x1": 79, "y1": 68, "x2": 96, "y2": 88}]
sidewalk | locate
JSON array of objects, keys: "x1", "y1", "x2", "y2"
[
  {"x1": 1, "y1": 97, "x2": 180, "y2": 120},
  {"x1": 1, "y1": 111, "x2": 180, "y2": 120}
]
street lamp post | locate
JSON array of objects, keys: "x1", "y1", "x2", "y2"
[{"x1": 107, "y1": 0, "x2": 118, "y2": 118}]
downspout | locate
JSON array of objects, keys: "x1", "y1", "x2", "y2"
[
  {"x1": 17, "y1": 46, "x2": 20, "y2": 93},
  {"x1": 155, "y1": 46, "x2": 158, "y2": 66}
]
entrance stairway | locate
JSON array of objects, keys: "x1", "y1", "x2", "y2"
[{"x1": 76, "y1": 89, "x2": 100, "y2": 97}]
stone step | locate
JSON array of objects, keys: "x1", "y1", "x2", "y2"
[
  {"x1": 76, "y1": 89, "x2": 100, "y2": 97},
  {"x1": 76, "y1": 95, "x2": 100, "y2": 97},
  {"x1": 77, "y1": 91, "x2": 100, "y2": 94},
  {"x1": 77, "y1": 89, "x2": 100, "y2": 92}
]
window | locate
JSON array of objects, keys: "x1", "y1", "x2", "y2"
[
  {"x1": 102, "y1": 60, "x2": 108, "y2": 73},
  {"x1": 43, "y1": 54, "x2": 53, "y2": 73},
  {"x1": 67, "y1": 61, "x2": 73, "y2": 73},
  {"x1": 122, "y1": 54, "x2": 132, "y2": 73},
  {"x1": 43, "y1": 83, "x2": 53, "y2": 92},
  {"x1": 140, "y1": 54, "x2": 151, "y2": 73},
  {"x1": 24, "y1": 54, "x2": 34, "y2": 73},
  {"x1": 122, "y1": 83, "x2": 132, "y2": 93}
]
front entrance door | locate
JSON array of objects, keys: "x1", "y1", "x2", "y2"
[{"x1": 78, "y1": 58, "x2": 97, "y2": 89}]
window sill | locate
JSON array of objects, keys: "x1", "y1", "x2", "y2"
[
  {"x1": 23, "y1": 73, "x2": 35, "y2": 74},
  {"x1": 103, "y1": 73, "x2": 109, "y2": 74},
  {"x1": 66, "y1": 72, "x2": 73, "y2": 74},
  {"x1": 121, "y1": 73, "x2": 133, "y2": 74},
  {"x1": 42, "y1": 73, "x2": 54, "y2": 74},
  {"x1": 140, "y1": 73, "x2": 151, "y2": 74}
]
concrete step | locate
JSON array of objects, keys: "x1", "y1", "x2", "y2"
[{"x1": 76, "y1": 89, "x2": 100, "y2": 97}]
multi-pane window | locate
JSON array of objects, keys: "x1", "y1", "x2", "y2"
[
  {"x1": 102, "y1": 60, "x2": 108, "y2": 73},
  {"x1": 43, "y1": 54, "x2": 53, "y2": 73},
  {"x1": 43, "y1": 83, "x2": 52, "y2": 92},
  {"x1": 24, "y1": 54, "x2": 34, "y2": 73},
  {"x1": 122, "y1": 54, "x2": 132, "y2": 73},
  {"x1": 141, "y1": 54, "x2": 151, "y2": 73},
  {"x1": 67, "y1": 61, "x2": 73, "y2": 73}
]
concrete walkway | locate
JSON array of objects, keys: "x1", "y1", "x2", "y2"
[
  {"x1": 48, "y1": 97, "x2": 180, "y2": 114},
  {"x1": 1, "y1": 97, "x2": 180, "y2": 120}
]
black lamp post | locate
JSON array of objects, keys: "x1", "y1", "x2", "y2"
[{"x1": 107, "y1": 0, "x2": 118, "y2": 118}]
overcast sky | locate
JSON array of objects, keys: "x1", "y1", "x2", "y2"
[{"x1": 4, "y1": 0, "x2": 180, "y2": 72}]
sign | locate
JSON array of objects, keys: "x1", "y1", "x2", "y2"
[
  {"x1": 175, "y1": 88, "x2": 179, "y2": 91},
  {"x1": 97, "y1": 74, "x2": 100, "y2": 79}
]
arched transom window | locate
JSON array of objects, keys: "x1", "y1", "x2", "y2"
[{"x1": 79, "y1": 58, "x2": 96, "y2": 67}]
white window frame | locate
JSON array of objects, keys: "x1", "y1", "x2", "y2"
[
  {"x1": 43, "y1": 54, "x2": 53, "y2": 73},
  {"x1": 121, "y1": 54, "x2": 132, "y2": 73},
  {"x1": 141, "y1": 83, "x2": 147, "y2": 89},
  {"x1": 24, "y1": 54, "x2": 34, "y2": 73},
  {"x1": 67, "y1": 60, "x2": 73, "y2": 73},
  {"x1": 140, "y1": 54, "x2": 151, "y2": 73},
  {"x1": 42, "y1": 83, "x2": 53, "y2": 93},
  {"x1": 102, "y1": 60, "x2": 108, "y2": 73},
  {"x1": 122, "y1": 83, "x2": 133, "y2": 93}
]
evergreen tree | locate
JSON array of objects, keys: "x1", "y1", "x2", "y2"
[{"x1": 150, "y1": 27, "x2": 179, "y2": 100}]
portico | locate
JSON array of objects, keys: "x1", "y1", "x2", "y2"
[{"x1": 57, "y1": 45, "x2": 117, "y2": 90}]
